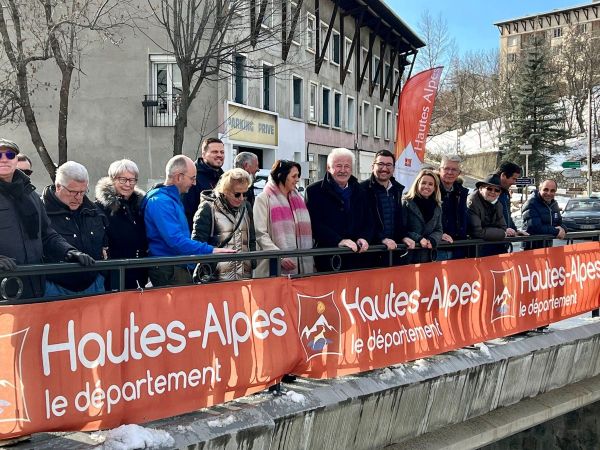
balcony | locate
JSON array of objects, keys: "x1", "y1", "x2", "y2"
[{"x1": 142, "y1": 93, "x2": 180, "y2": 127}]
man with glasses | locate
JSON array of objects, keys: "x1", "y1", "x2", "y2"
[
  {"x1": 438, "y1": 155, "x2": 469, "y2": 260},
  {"x1": 360, "y1": 150, "x2": 415, "y2": 266},
  {"x1": 17, "y1": 154, "x2": 33, "y2": 176},
  {"x1": 0, "y1": 139, "x2": 92, "y2": 301},
  {"x1": 42, "y1": 161, "x2": 105, "y2": 296},
  {"x1": 467, "y1": 174, "x2": 509, "y2": 256},
  {"x1": 143, "y1": 155, "x2": 236, "y2": 287},
  {"x1": 494, "y1": 162, "x2": 528, "y2": 238},
  {"x1": 305, "y1": 147, "x2": 373, "y2": 272},
  {"x1": 183, "y1": 137, "x2": 225, "y2": 230}
]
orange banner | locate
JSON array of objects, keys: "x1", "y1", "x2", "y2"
[{"x1": 1, "y1": 243, "x2": 600, "y2": 438}]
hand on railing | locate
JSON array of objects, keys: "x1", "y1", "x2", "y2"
[
  {"x1": 213, "y1": 248, "x2": 237, "y2": 254},
  {"x1": 65, "y1": 250, "x2": 95, "y2": 266},
  {"x1": 0, "y1": 255, "x2": 17, "y2": 272}
]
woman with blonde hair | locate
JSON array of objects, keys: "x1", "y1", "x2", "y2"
[
  {"x1": 402, "y1": 169, "x2": 443, "y2": 263},
  {"x1": 253, "y1": 160, "x2": 313, "y2": 277},
  {"x1": 192, "y1": 168, "x2": 256, "y2": 281}
]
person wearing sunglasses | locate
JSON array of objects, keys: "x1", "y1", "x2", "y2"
[
  {"x1": 467, "y1": 174, "x2": 509, "y2": 256},
  {"x1": 16, "y1": 154, "x2": 33, "y2": 177},
  {"x1": 192, "y1": 168, "x2": 256, "y2": 282},
  {"x1": 95, "y1": 159, "x2": 148, "y2": 290},
  {"x1": 0, "y1": 139, "x2": 92, "y2": 301},
  {"x1": 42, "y1": 161, "x2": 107, "y2": 296}
]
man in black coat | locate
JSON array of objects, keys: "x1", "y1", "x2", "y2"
[
  {"x1": 42, "y1": 161, "x2": 106, "y2": 296},
  {"x1": 305, "y1": 147, "x2": 373, "y2": 272},
  {"x1": 522, "y1": 179, "x2": 566, "y2": 250},
  {"x1": 182, "y1": 137, "x2": 225, "y2": 229},
  {"x1": 0, "y1": 139, "x2": 93, "y2": 301},
  {"x1": 234, "y1": 151, "x2": 259, "y2": 207},
  {"x1": 360, "y1": 150, "x2": 414, "y2": 266},
  {"x1": 438, "y1": 155, "x2": 469, "y2": 260}
]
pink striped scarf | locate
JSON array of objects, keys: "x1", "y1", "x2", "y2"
[{"x1": 263, "y1": 180, "x2": 312, "y2": 251}]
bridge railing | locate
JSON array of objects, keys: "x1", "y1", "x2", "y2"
[{"x1": 1, "y1": 231, "x2": 599, "y2": 304}]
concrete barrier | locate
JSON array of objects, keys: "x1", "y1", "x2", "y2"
[{"x1": 14, "y1": 317, "x2": 600, "y2": 450}]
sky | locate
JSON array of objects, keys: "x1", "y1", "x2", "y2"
[{"x1": 388, "y1": 0, "x2": 587, "y2": 55}]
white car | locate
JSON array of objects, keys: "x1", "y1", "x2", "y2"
[{"x1": 253, "y1": 169, "x2": 270, "y2": 196}]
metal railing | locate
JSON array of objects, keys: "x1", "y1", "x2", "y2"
[
  {"x1": 1, "y1": 231, "x2": 599, "y2": 305},
  {"x1": 142, "y1": 94, "x2": 181, "y2": 127}
]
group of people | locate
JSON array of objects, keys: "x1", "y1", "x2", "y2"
[{"x1": 0, "y1": 135, "x2": 568, "y2": 301}]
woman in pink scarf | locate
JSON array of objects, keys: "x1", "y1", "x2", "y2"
[{"x1": 254, "y1": 160, "x2": 314, "y2": 277}]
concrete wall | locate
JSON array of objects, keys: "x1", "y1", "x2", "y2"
[{"x1": 462, "y1": 151, "x2": 502, "y2": 180}]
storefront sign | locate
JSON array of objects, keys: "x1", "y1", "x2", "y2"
[{"x1": 226, "y1": 103, "x2": 278, "y2": 146}]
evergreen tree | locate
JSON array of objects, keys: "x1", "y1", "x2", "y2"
[{"x1": 500, "y1": 37, "x2": 568, "y2": 177}]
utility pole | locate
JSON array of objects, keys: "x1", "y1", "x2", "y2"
[{"x1": 589, "y1": 87, "x2": 593, "y2": 196}]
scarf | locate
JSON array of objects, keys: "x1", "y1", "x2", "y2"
[
  {"x1": 263, "y1": 180, "x2": 312, "y2": 252},
  {"x1": 414, "y1": 195, "x2": 436, "y2": 223},
  {"x1": 0, "y1": 174, "x2": 39, "y2": 239}
]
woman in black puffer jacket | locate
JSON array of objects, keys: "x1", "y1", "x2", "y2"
[{"x1": 95, "y1": 159, "x2": 148, "y2": 290}]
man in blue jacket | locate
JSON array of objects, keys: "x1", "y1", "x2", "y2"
[
  {"x1": 438, "y1": 155, "x2": 469, "y2": 260},
  {"x1": 143, "y1": 155, "x2": 235, "y2": 287},
  {"x1": 522, "y1": 179, "x2": 566, "y2": 250}
]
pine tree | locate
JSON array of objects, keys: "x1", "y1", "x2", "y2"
[{"x1": 500, "y1": 36, "x2": 568, "y2": 177}]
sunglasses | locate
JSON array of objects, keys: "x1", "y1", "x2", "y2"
[
  {"x1": 0, "y1": 150, "x2": 16, "y2": 160},
  {"x1": 233, "y1": 191, "x2": 247, "y2": 198},
  {"x1": 485, "y1": 186, "x2": 501, "y2": 193},
  {"x1": 22, "y1": 169, "x2": 32, "y2": 176}
]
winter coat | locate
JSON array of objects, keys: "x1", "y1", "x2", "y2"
[
  {"x1": 182, "y1": 159, "x2": 224, "y2": 230},
  {"x1": 305, "y1": 173, "x2": 374, "y2": 271},
  {"x1": 192, "y1": 191, "x2": 255, "y2": 281},
  {"x1": 499, "y1": 190, "x2": 517, "y2": 230},
  {"x1": 360, "y1": 175, "x2": 407, "y2": 244},
  {"x1": 440, "y1": 180, "x2": 469, "y2": 240},
  {"x1": 402, "y1": 197, "x2": 443, "y2": 263},
  {"x1": 467, "y1": 191, "x2": 507, "y2": 241},
  {"x1": 521, "y1": 191, "x2": 566, "y2": 250},
  {"x1": 95, "y1": 177, "x2": 148, "y2": 289},
  {"x1": 42, "y1": 185, "x2": 108, "y2": 292},
  {"x1": 142, "y1": 184, "x2": 214, "y2": 258},
  {"x1": 0, "y1": 171, "x2": 73, "y2": 300}
]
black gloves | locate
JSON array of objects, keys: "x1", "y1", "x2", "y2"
[
  {"x1": 0, "y1": 255, "x2": 17, "y2": 272},
  {"x1": 65, "y1": 250, "x2": 95, "y2": 266}
]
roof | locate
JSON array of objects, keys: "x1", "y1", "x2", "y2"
[{"x1": 494, "y1": 1, "x2": 597, "y2": 26}]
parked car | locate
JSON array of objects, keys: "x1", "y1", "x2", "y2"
[
  {"x1": 561, "y1": 197, "x2": 600, "y2": 231},
  {"x1": 253, "y1": 169, "x2": 270, "y2": 196}
]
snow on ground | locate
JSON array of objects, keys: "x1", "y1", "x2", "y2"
[
  {"x1": 90, "y1": 424, "x2": 174, "y2": 450},
  {"x1": 285, "y1": 390, "x2": 307, "y2": 404},
  {"x1": 206, "y1": 415, "x2": 235, "y2": 428}
]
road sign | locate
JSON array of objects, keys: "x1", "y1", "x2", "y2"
[
  {"x1": 566, "y1": 177, "x2": 588, "y2": 184},
  {"x1": 567, "y1": 187, "x2": 586, "y2": 193},
  {"x1": 515, "y1": 177, "x2": 535, "y2": 186},
  {"x1": 561, "y1": 161, "x2": 582, "y2": 168},
  {"x1": 562, "y1": 168, "x2": 582, "y2": 178},
  {"x1": 519, "y1": 144, "x2": 533, "y2": 150},
  {"x1": 519, "y1": 150, "x2": 533, "y2": 155}
]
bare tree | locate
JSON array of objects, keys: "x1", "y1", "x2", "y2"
[
  {"x1": 0, "y1": 0, "x2": 134, "y2": 179},
  {"x1": 415, "y1": 10, "x2": 457, "y2": 73},
  {"x1": 144, "y1": 0, "x2": 298, "y2": 155}
]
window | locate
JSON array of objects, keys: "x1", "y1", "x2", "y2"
[
  {"x1": 262, "y1": 63, "x2": 275, "y2": 111},
  {"x1": 321, "y1": 86, "x2": 330, "y2": 125},
  {"x1": 306, "y1": 13, "x2": 316, "y2": 52},
  {"x1": 507, "y1": 53, "x2": 517, "y2": 63},
  {"x1": 290, "y1": 2, "x2": 300, "y2": 46},
  {"x1": 150, "y1": 55, "x2": 182, "y2": 126},
  {"x1": 309, "y1": 82, "x2": 318, "y2": 122},
  {"x1": 233, "y1": 54, "x2": 247, "y2": 104},
  {"x1": 553, "y1": 27, "x2": 562, "y2": 38},
  {"x1": 384, "y1": 110, "x2": 392, "y2": 140},
  {"x1": 373, "y1": 55, "x2": 380, "y2": 85},
  {"x1": 292, "y1": 75, "x2": 303, "y2": 118},
  {"x1": 259, "y1": 0, "x2": 273, "y2": 28},
  {"x1": 374, "y1": 106, "x2": 382, "y2": 138},
  {"x1": 333, "y1": 91, "x2": 342, "y2": 128},
  {"x1": 384, "y1": 63, "x2": 390, "y2": 90},
  {"x1": 321, "y1": 22, "x2": 329, "y2": 60},
  {"x1": 507, "y1": 35, "x2": 518, "y2": 47},
  {"x1": 362, "y1": 101, "x2": 370, "y2": 136},
  {"x1": 393, "y1": 68, "x2": 399, "y2": 88},
  {"x1": 346, "y1": 96, "x2": 355, "y2": 132},
  {"x1": 344, "y1": 37, "x2": 353, "y2": 72},
  {"x1": 330, "y1": 30, "x2": 340, "y2": 65},
  {"x1": 394, "y1": 113, "x2": 398, "y2": 140},
  {"x1": 577, "y1": 23, "x2": 588, "y2": 33}
]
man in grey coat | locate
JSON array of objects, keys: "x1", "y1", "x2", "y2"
[{"x1": 0, "y1": 138, "x2": 94, "y2": 301}]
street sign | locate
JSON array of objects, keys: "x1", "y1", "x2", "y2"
[
  {"x1": 566, "y1": 177, "x2": 588, "y2": 184},
  {"x1": 519, "y1": 144, "x2": 533, "y2": 150},
  {"x1": 562, "y1": 168, "x2": 582, "y2": 178},
  {"x1": 519, "y1": 150, "x2": 533, "y2": 155},
  {"x1": 515, "y1": 177, "x2": 535, "y2": 186},
  {"x1": 561, "y1": 161, "x2": 582, "y2": 168},
  {"x1": 567, "y1": 187, "x2": 586, "y2": 193}
]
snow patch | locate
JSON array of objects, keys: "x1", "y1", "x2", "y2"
[
  {"x1": 378, "y1": 368, "x2": 395, "y2": 380},
  {"x1": 92, "y1": 424, "x2": 174, "y2": 450},
  {"x1": 411, "y1": 359, "x2": 431, "y2": 372},
  {"x1": 475, "y1": 343, "x2": 492, "y2": 358},
  {"x1": 207, "y1": 415, "x2": 235, "y2": 428},
  {"x1": 286, "y1": 390, "x2": 307, "y2": 404}
]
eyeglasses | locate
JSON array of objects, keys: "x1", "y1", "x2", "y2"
[
  {"x1": 485, "y1": 186, "x2": 501, "y2": 193},
  {"x1": 60, "y1": 185, "x2": 89, "y2": 197},
  {"x1": 0, "y1": 151, "x2": 16, "y2": 160},
  {"x1": 233, "y1": 191, "x2": 247, "y2": 198},
  {"x1": 115, "y1": 177, "x2": 138, "y2": 185},
  {"x1": 21, "y1": 169, "x2": 32, "y2": 176},
  {"x1": 441, "y1": 167, "x2": 460, "y2": 173},
  {"x1": 333, "y1": 164, "x2": 352, "y2": 170},
  {"x1": 178, "y1": 173, "x2": 196, "y2": 182},
  {"x1": 374, "y1": 162, "x2": 394, "y2": 169}
]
